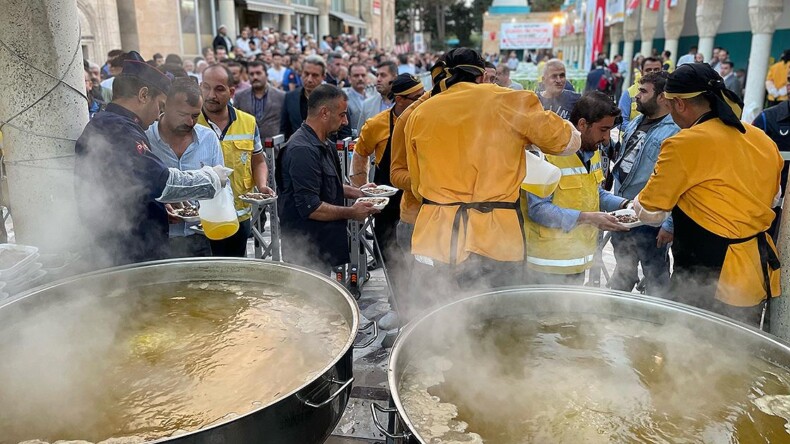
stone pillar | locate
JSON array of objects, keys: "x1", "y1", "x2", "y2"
[
  {"x1": 318, "y1": 0, "x2": 330, "y2": 39},
  {"x1": 663, "y1": 0, "x2": 687, "y2": 64},
  {"x1": 218, "y1": 0, "x2": 237, "y2": 40},
  {"x1": 280, "y1": 0, "x2": 293, "y2": 33},
  {"x1": 609, "y1": 23, "x2": 623, "y2": 58},
  {"x1": 695, "y1": 0, "x2": 724, "y2": 61},
  {"x1": 743, "y1": 0, "x2": 783, "y2": 124},
  {"x1": 622, "y1": 2, "x2": 640, "y2": 87},
  {"x1": 774, "y1": 194, "x2": 790, "y2": 339},
  {"x1": 576, "y1": 34, "x2": 585, "y2": 70},
  {"x1": 0, "y1": 0, "x2": 88, "y2": 251},
  {"x1": 639, "y1": 0, "x2": 659, "y2": 57}
]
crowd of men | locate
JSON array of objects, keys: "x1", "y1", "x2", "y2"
[{"x1": 76, "y1": 34, "x2": 790, "y2": 340}]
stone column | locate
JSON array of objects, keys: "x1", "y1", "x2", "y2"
[
  {"x1": 318, "y1": 0, "x2": 330, "y2": 39},
  {"x1": 622, "y1": 2, "x2": 640, "y2": 87},
  {"x1": 663, "y1": 0, "x2": 687, "y2": 64},
  {"x1": 609, "y1": 23, "x2": 623, "y2": 58},
  {"x1": 280, "y1": 0, "x2": 293, "y2": 33},
  {"x1": 218, "y1": 0, "x2": 237, "y2": 40},
  {"x1": 695, "y1": 0, "x2": 723, "y2": 61},
  {"x1": 0, "y1": 0, "x2": 88, "y2": 251},
  {"x1": 743, "y1": 0, "x2": 783, "y2": 124},
  {"x1": 639, "y1": 0, "x2": 659, "y2": 57},
  {"x1": 576, "y1": 34, "x2": 585, "y2": 70}
]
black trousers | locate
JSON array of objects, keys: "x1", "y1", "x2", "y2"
[{"x1": 210, "y1": 218, "x2": 252, "y2": 257}]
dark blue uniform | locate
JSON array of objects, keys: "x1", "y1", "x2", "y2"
[
  {"x1": 276, "y1": 123, "x2": 349, "y2": 269},
  {"x1": 75, "y1": 103, "x2": 171, "y2": 266}
]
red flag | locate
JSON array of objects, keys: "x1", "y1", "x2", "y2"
[
  {"x1": 647, "y1": 0, "x2": 660, "y2": 11},
  {"x1": 626, "y1": 0, "x2": 639, "y2": 15},
  {"x1": 591, "y1": 0, "x2": 606, "y2": 65}
]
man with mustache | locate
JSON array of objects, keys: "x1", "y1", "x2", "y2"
[
  {"x1": 198, "y1": 64, "x2": 275, "y2": 257},
  {"x1": 147, "y1": 77, "x2": 224, "y2": 258}
]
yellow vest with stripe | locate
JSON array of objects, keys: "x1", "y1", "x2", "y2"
[
  {"x1": 198, "y1": 109, "x2": 258, "y2": 221},
  {"x1": 526, "y1": 151, "x2": 604, "y2": 274}
]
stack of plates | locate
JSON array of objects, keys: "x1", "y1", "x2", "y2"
[{"x1": 0, "y1": 244, "x2": 46, "y2": 300}]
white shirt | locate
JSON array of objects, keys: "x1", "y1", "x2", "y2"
[
  {"x1": 268, "y1": 66, "x2": 287, "y2": 85},
  {"x1": 236, "y1": 38, "x2": 251, "y2": 54}
]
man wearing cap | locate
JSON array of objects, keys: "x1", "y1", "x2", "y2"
[
  {"x1": 75, "y1": 51, "x2": 230, "y2": 268},
  {"x1": 213, "y1": 25, "x2": 234, "y2": 54},
  {"x1": 198, "y1": 64, "x2": 274, "y2": 257},
  {"x1": 635, "y1": 63, "x2": 783, "y2": 327},
  {"x1": 405, "y1": 48, "x2": 581, "y2": 290}
]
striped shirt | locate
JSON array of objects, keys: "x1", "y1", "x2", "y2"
[{"x1": 146, "y1": 121, "x2": 225, "y2": 237}]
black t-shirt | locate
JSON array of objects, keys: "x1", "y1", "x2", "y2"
[
  {"x1": 538, "y1": 90, "x2": 581, "y2": 120},
  {"x1": 616, "y1": 116, "x2": 664, "y2": 183}
]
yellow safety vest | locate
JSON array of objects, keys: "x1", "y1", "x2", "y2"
[
  {"x1": 198, "y1": 109, "x2": 258, "y2": 221},
  {"x1": 525, "y1": 151, "x2": 604, "y2": 275}
]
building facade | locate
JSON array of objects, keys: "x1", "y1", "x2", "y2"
[{"x1": 78, "y1": 0, "x2": 394, "y2": 62}]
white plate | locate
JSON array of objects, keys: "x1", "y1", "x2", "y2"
[
  {"x1": 175, "y1": 214, "x2": 201, "y2": 223},
  {"x1": 356, "y1": 197, "x2": 389, "y2": 210},
  {"x1": 240, "y1": 194, "x2": 277, "y2": 205},
  {"x1": 610, "y1": 209, "x2": 644, "y2": 229},
  {"x1": 0, "y1": 244, "x2": 39, "y2": 280},
  {"x1": 361, "y1": 185, "x2": 399, "y2": 197}
]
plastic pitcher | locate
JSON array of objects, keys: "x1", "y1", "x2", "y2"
[
  {"x1": 521, "y1": 149, "x2": 561, "y2": 198},
  {"x1": 198, "y1": 185, "x2": 239, "y2": 240}
]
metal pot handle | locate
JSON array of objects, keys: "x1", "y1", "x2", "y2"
[
  {"x1": 354, "y1": 320, "x2": 378, "y2": 348},
  {"x1": 303, "y1": 377, "x2": 354, "y2": 408},
  {"x1": 370, "y1": 402, "x2": 412, "y2": 440}
]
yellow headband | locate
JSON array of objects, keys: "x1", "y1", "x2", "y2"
[
  {"x1": 394, "y1": 83, "x2": 424, "y2": 97},
  {"x1": 663, "y1": 90, "x2": 743, "y2": 118}
]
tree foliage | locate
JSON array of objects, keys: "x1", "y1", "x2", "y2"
[{"x1": 530, "y1": 0, "x2": 565, "y2": 12}]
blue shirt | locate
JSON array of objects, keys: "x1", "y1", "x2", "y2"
[
  {"x1": 528, "y1": 150, "x2": 627, "y2": 232},
  {"x1": 146, "y1": 121, "x2": 225, "y2": 237}
]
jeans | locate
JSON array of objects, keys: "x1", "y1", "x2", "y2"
[
  {"x1": 210, "y1": 218, "x2": 252, "y2": 257},
  {"x1": 609, "y1": 225, "x2": 670, "y2": 296}
]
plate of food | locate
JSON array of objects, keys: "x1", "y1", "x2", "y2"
[
  {"x1": 172, "y1": 206, "x2": 201, "y2": 223},
  {"x1": 356, "y1": 197, "x2": 389, "y2": 210},
  {"x1": 240, "y1": 192, "x2": 277, "y2": 205},
  {"x1": 361, "y1": 184, "x2": 399, "y2": 197},
  {"x1": 609, "y1": 209, "x2": 643, "y2": 229}
]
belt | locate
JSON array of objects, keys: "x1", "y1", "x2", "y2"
[{"x1": 422, "y1": 199, "x2": 524, "y2": 265}]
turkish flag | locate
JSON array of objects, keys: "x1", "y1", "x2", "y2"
[
  {"x1": 647, "y1": 0, "x2": 660, "y2": 11},
  {"x1": 592, "y1": 0, "x2": 606, "y2": 63},
  {"x1": 490, "y1": 31, "x2": 496, "y2": 41},
  {"x1": 626, "y1": 0, "x2": 639, "y2": 15}
]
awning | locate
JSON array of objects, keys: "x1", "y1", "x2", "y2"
[
  {"x1": 329, "y1": 10, "x2": 367, "y2": 29},
  {"x1": 293, "y1": 4, "x2": 320, "y2": 14},
  {"x1": 244, "y1": 0, "x2": 294, "y2": 15}
]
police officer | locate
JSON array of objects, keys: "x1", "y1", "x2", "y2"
[{"x1": 75, "y1": 51, "x2": 230, "y2": 268}]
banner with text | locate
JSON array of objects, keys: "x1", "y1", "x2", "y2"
[
  {"x1": 605, "y1": 0, "x2": 624, "y2": 25},
  {"x1": 500, "y1": 22, "x2": 554, "y2": 49}
]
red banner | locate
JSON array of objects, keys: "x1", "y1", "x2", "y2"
[
  {"x1": 592, "y1": 0, "x2": 606, "y2": 64},
  {"x1": 647, "y1": 0, "x2": 660, "y2": 11}
]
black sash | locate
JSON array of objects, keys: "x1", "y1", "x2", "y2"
[{"x1": 422, "y1": 199, "x2": 525, "y2": 265}]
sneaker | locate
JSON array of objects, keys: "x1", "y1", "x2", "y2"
[{"x1": 377, "y1": 311, "x2": 399, "y2": 330}]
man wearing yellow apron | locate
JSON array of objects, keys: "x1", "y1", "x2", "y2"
[
  {"x1": 635, "y1": 63, "x2": 783, "y2": 328},
  {"x1": 404, "y1": 48, "x2": 581, "y2": 291},
  {"x1": 526, "y1": 92, "x2": 630, "y2": 285}
]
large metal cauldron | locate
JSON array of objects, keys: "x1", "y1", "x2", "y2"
[
  {"x1": 375, "y1": 286, "x2": 790, "y2": 443},
  {"x1": 0, "y1": 258, "x2": 359, "y2": 444}
]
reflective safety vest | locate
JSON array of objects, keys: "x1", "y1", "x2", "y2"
[
  {"x1": 525, "y1": 150, "x2": 604, "y2": 275},
  {"x1": 198, "y1": 109, "x2": 258, "y2": 221}
]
